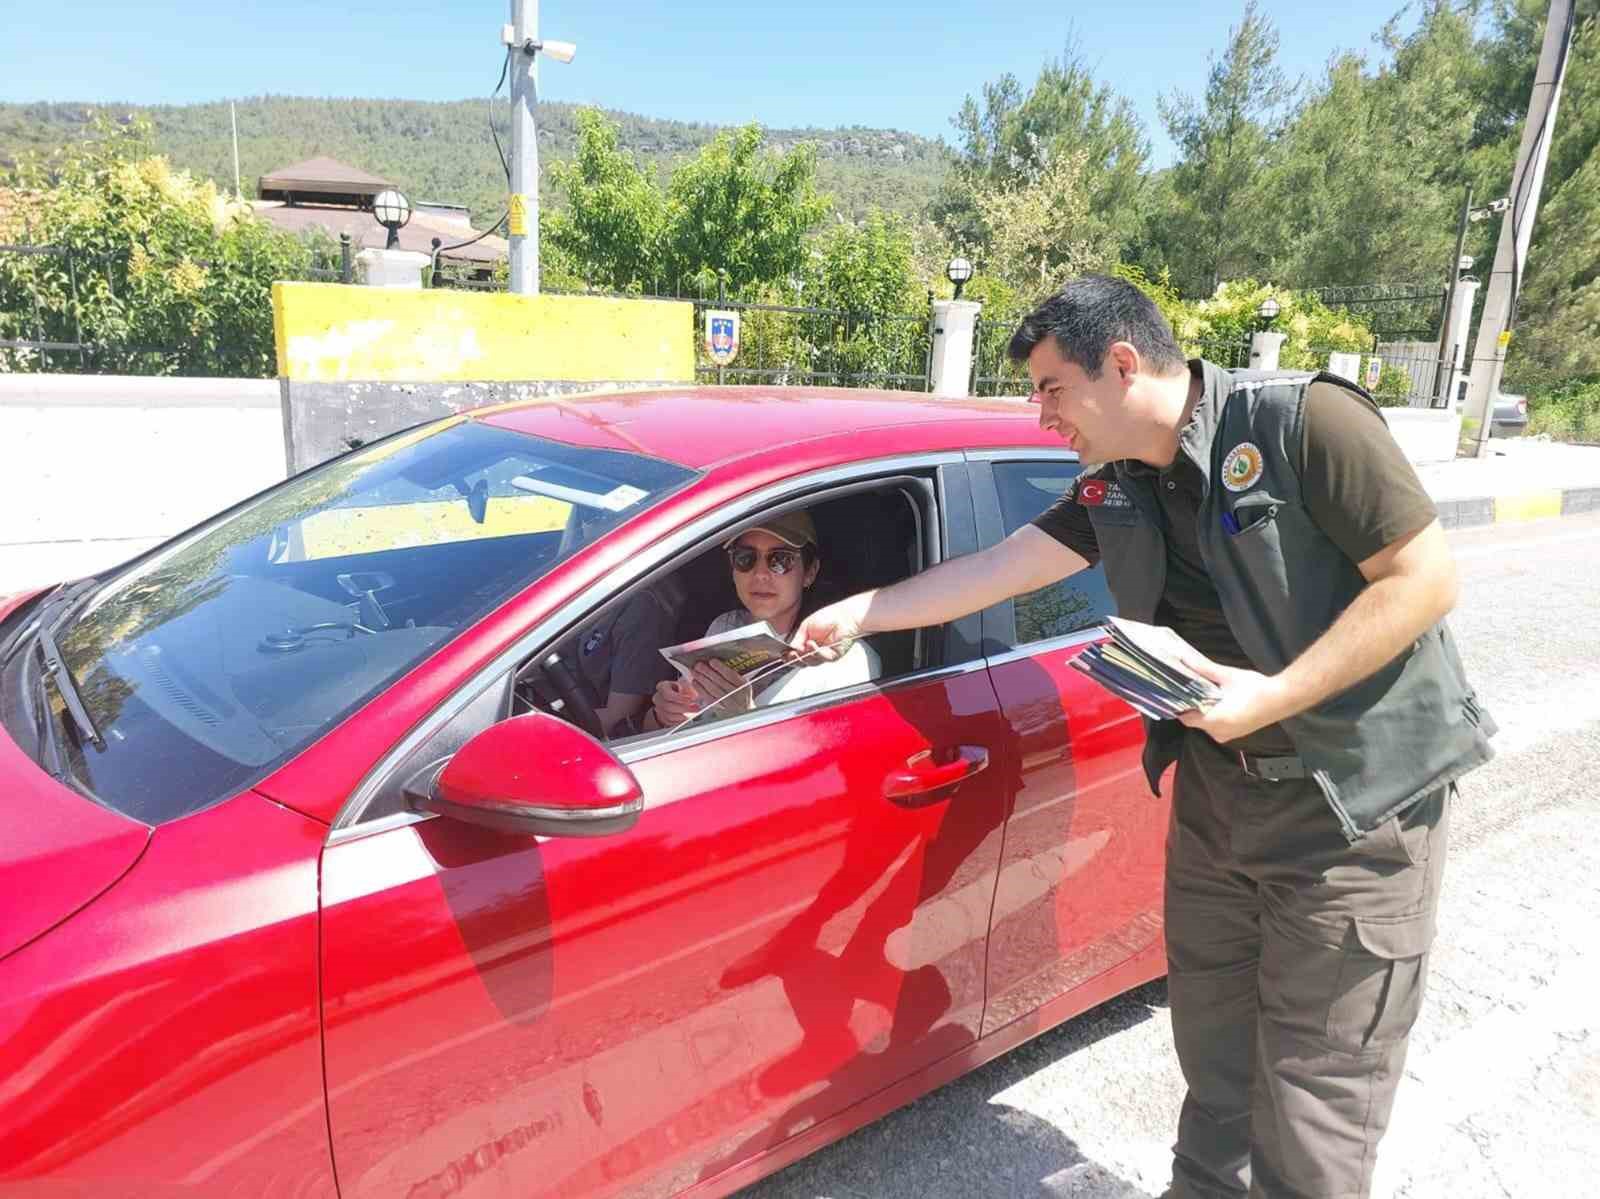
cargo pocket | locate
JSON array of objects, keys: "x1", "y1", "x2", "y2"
[{"x1": 1325, "y1": 914, "x2": 1434, "y2": 1055}]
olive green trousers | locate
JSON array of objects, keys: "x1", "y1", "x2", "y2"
[{"x1": 1164, "y1": 730, "x2": 1449, "y2": 1199}]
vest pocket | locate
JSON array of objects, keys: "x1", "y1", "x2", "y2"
[{"x1": 1226, "y1": 491, "x2": 1285, "y2": 536}]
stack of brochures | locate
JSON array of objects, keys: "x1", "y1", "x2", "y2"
[{"x1": 1069, "y1": 617, "x2": 1221, "y2": 721}]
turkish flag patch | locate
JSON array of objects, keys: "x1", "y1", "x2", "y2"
[{"x1": 1077, "y1": 479, "x2": 1108, "y2": 506}]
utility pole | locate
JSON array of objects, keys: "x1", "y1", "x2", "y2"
[
  {"x1": 1462, "y1": 0, "x2": 1575, "y2": 457},
  {"x1": 1433, "y1": 186, "x2": 1472, "y2": 406},
  {"x1": 230, "y1": 101, "x2": 242, "y2": 200},
  {"x1": 507, "y1": 0, "x2": 540, "y2": 294}
]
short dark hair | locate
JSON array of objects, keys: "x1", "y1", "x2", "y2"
[{"x1": 1007, "y1": 274, "x2": 1187, "y2": 379}]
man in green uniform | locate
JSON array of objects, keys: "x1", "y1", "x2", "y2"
[{"x1": 796, "y1": 275, "x2": 1494, "y2": 1198}]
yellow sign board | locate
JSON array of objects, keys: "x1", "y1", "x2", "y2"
[
  {"x1": 508, "y1": 193, "x2": 528, "y2": 237},
  {"x1": 1497, "y1": 329, "x2": 1512, "y2": 350}
]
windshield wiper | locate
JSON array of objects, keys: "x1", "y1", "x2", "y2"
[
  {"x1": 22, "y1": 645, "x2": 67, "y2": 780},
  {"x1": 36, "y1": 618, "x2": 104, "y2": 751}
]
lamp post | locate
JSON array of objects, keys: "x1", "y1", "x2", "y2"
[
  {"x1": 946, "y1": 256, "x2": 973, "y2": 301},
  {"x1": 372, "y1": 189, "x2": 412, "y2": 250},
  {"x1": 1250, "y1": 296, "x2": 1285, "y2": 371},
  {"x1": 505, "y1": 1, "x2": 578, "y2": 295}
]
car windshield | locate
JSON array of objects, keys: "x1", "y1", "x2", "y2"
[{"x1": 37, "y1": 418, "x2": 696, "y2": 824}]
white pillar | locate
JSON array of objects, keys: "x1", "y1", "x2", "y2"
[
  {"x1": 1248, "y1": 330, "x2": 1287, "y2": 371},
  {"x1": 1439, "y1": 278, "x2": 1479, "y2": 409},
  {"x1": 356, "y1": 248, "x2": 429, "y2": 289},
  {"x1": 929, "y1": 299, "x2": 981, "y2": 397}
]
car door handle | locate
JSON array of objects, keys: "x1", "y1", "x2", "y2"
[{"x1": 883, "y1": 746, "x2": 990, "y2": 801}]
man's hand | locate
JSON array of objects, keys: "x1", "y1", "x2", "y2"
[
  {"x1": 1175, "y1": 653, "x2": 1293, "y2": 744},
  {"x1": 792, "y1": 594, "x2": 870, "y2": 663},
  {"x1": 791, "y1": 526, "x2": 1089, "y2": 665}
]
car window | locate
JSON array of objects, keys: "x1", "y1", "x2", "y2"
[
  {"x1": 42, "y1": 420, "x2": 698, "y2": 825},
  {"x1": 513, "y1": 484, "x2": 927, "y2": 745},
  {"x1": 991, "y1": 461, "x2": 1114, "y2": 644}
]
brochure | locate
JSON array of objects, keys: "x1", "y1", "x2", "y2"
[
  {"x1": 659, "y1": 620, "x2": 793, "y2": 680},
  {"x1": 1068, "y1": 616, "x2": 1222, "y2": 720}
]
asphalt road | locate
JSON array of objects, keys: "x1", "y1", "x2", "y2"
[{"x1": 738, "y1": 511, "x2": 1600, "y2": 1199}]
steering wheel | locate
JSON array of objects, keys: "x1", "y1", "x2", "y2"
[{"x1": 533, "y1": 649, "x2": 605, "y2": 740}]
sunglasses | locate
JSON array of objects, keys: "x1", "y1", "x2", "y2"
[{"x1": 728, "y1": 545, "x2": 805, "y2": 575}]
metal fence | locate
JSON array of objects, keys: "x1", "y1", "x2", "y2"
[
  {"x1": 428, "y1": 268, "x2": 937, "y2": 391},
  {"x1": 0, "y1": 235, "x2": 353, "y2": 374},
  {"x1": 969, "y1": 312, "x2": 1027, "y2": 397},
  {"x1": 689, "y1": 295, "x2": 933, "y2": 390}
]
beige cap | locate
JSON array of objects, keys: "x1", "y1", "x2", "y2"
[{"x1": 722, "y1": 508, "x2": 817, "y2": 550}]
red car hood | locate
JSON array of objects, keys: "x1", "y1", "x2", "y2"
[
  {"x1": 0, "y1": 732, "x2": 151, "y2": 961},
  {"x1": 0, "y1": 591, "x2": 152, "y2": 961}
]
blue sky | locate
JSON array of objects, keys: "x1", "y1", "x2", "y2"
[{"x1": 3, "y1": 0, "x2": 1425, "y2": 166}]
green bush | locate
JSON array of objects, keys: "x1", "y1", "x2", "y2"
[
  {"x1": 1, "y1": 116, "x2": 337, "y2": 377},
  {"x1": 1528, "y1": 376, "x2": 1600, "y2": 442}
]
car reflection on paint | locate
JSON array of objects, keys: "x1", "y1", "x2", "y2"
[{"x1": 0, "y1": 387, "x2": 1164, "y2": 1199}]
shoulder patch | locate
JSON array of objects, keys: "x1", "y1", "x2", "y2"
[{"x1": 1075, "y1": 476, "x2": 1132, "y2": 509}]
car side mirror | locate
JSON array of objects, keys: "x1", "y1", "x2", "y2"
[{"x1": 414, "y1": 714, "x2": 643, "y2": 838}]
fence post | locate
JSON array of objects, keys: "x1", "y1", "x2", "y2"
[
  {"x1": 66, "y1": 247, "x2": 87, "y2": 371},
  {"x1": 928, "y1": 298, "x2": 982, "y2": 397},
  {"x1": 339, "y1": 233, "x2": 353, "y2": 284}
]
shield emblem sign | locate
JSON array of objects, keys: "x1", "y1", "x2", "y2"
[{"x1": 705, "y1": 310, "x2": 740, "y2": 366}]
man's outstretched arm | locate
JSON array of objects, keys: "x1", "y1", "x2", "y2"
[{"x1": 795, "y1": 524, "x2": 1089, "y2": 655}]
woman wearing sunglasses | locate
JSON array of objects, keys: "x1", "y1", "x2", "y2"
[{"x1": 646, "y1": 509, "x2": 879, "y2": 730}]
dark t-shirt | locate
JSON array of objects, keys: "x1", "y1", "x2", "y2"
[{"x1": 1032, "y1": 373, "x2": 1437, "y2": 749}]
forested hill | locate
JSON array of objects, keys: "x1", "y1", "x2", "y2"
[{"x1": 0, "y1": 97, "x2": 951, "y2": 225}]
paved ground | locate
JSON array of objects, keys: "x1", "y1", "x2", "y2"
[{"x1": 738, "y1": 512, "x2": 1600, "y2": 1199}]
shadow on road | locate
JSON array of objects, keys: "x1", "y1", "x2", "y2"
[{"x1": 737, "y1": 979, "x2": 1169, "y2": 1198}]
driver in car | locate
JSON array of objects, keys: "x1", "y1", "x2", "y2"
[
  {"x1": 644, "y1": 510, "x2": 878, "y2": 731},
  {"x1": 567, "y1": 576, "x2": 684, "y2": 739}
]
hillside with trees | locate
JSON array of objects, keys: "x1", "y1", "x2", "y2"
[{"x1": 0, "y1": 97, "x2": 948, "y2": 227}]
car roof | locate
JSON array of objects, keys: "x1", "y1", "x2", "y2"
[{"x1": 476, "y1": 386, "x2": 1056, "y2": 469}]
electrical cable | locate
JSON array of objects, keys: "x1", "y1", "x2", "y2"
[
  {"x1": 488, "y1": 47, "x2": 512, "y2": 188},
  {"x1": 434, "y1": 48, "x2": 516, "y2": 279}
]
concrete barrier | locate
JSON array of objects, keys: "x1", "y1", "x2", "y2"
[
  {"x1": 273, "y1": 282, "x2": 696, "y2": 471},
  {"x1": 0, "y1": 374, "x2": 287, "y2": 592},
  {"x1": 1381, "y1": 406, "x2": 1461, "y2": 465}
]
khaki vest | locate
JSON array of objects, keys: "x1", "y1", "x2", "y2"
[{"x1": 1084, "y1": 361, "x2": 1495, "y2": 841}]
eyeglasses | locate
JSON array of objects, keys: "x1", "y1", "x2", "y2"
[{"x1": 728, "y1": 545, "x2": 804, "y2": 575}]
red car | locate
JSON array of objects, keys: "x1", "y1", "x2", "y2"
[{"x1": 0, "y1": 388, "x2": 1165, "y2": 1199}]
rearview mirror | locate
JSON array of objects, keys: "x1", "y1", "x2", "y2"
[{"x1": 415, "y1": 714, "x2": 643, "y2": 838}]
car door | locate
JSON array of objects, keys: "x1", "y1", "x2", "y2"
[
  {"x1": 316, "y1": 466, "x2": 1014, "y2": 1199},
  {"x1": 967, "y1": 453, "x2": 1168, "y2": 1036}
]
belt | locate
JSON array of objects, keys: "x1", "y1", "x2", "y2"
[{"x1": 1237, "y1": 751, "x2": 1307, "y2": 782}]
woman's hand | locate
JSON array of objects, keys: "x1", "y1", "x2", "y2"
[
  {"x1": 691, "y1": 660, "x2": 753, "y2": 712},
  {"x1": 650, "y1": 677, "x2": 701, "y2": 727}
]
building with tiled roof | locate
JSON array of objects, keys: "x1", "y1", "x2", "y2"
[{"x1": 250, "y1": 157, "x2": 506, "y2": 269}]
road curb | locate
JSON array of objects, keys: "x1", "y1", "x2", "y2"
[{"x1": 1437, "y1": 486, "x2": 1600, "y2": 529}]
